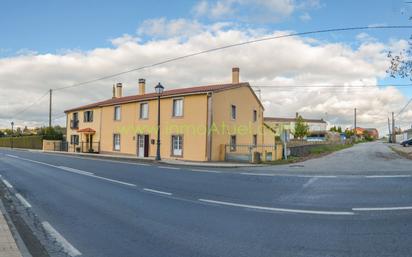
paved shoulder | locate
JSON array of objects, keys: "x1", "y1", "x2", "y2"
[{"x1": 0, "y1": 208, "x2": 22, "y2": 257}]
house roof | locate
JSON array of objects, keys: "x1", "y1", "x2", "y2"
[
  {"x1": 65, "y1": 82, "x2": 261, "y2": 113},
  {"x1": 264, "y1": 117, "x2": 327, "y2": 124}
]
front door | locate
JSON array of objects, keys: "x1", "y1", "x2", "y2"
[{"x1": 137, "y1": 135, "x2": 149, "y2": 157}]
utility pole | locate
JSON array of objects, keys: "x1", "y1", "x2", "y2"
[
  {"x1": 392, "y1": 112, "x2": 396, "y2": 143},
  {"x1": 388, "y1": 117, "x2": 392, "y2": 143},
  {"x1": 49, "y1": 89, "x2": 52, "y2": 128},
  {"x1": 354, "y1": 108, "x2": 357, "y2": 138}
]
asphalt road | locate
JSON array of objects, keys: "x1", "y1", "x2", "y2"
[{"x1": 0, "y1": 142, "x2": 412, "y2": 257}]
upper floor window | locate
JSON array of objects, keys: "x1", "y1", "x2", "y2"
[
  {"x1": 114, "y1": 106, "x2": 121, "y2": 121},
  {"x1": 231, "y1": 105, "x2": 237, "y2": 120},
  {"x1": 140, "y1": 103, "x2": 148, "y2": 119},
  {"x1": 173, "y1": 99, "x2": 183, "y2": 117},
  {"x1": 253, "y1": 110, "x2": 257, "y2": 122},
  {"x1": 84, "y1": 110, "x2": 93, "y2": 122},
  {"x1": 253, "y1": 134, "x2": 257, "y2": 146},
  {"x1": 71, "y1": 112, "x2": 79, "y2": 129}
]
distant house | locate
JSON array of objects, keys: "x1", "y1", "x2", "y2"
[
  {"x1": 355, "y1": 127, "x2": 379, "y2": 139},
  {"x1": 264, "y1": 113, "x2": 327, "y2": 141}
]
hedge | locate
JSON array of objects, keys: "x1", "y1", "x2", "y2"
[{"x1": 0, "y1": 136, "x2": 43, "y2": 149}]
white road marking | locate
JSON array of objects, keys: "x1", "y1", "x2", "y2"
[
  {"x1": 90, "y1": 175, "x2": 136, "y2": 187},
  {"x1": 199, "y1": 199, "x2": 355, "y2": 216},
  {"x1": 353, "y1": 206, "x2": 412, "y2": 211},
  {"x1": 6, "y1": 154, "x2": 19, "y2": 158},
  {"x1": 42, "y1": 222, "x2": 82, "y2": 257},
  {"x1": 240, "y1": 173, "x2": 337, "y2": 178},
  {"x1": 157, "y1": 166, "x2": 181, "y2": 170},
  {"x1": 15, "y1": 193, "x2": 32, "y2": 208},
  {"x1": 57, "y1": 166, "x2": 94, "y2": 176},
  {"x1": 365, "y1": 175, "x2": 412, "y2": 178},
  {"x1": 190, "y1": 169, "x2": 222, "y2": 173},
  {"x1": 143, "y1": 188, "x2": 172, "y2": 195},
  {"x1": 6, "y1": 155, "x2": 135, "y2": 187},
  {"x1": 2, "y1": 179, "x2": 13, "y2": 188}
]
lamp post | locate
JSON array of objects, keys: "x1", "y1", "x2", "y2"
[
  {"x1": 10, "y1": 121, "x2": 14, "y2": 149},
  {"x1": 155, "y1": 83, "x2": 164, "y2": 161}
]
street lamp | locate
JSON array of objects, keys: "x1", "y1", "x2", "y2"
[
  {"x1": 155, "y1": 83, "x2": 164, "y2": 161},
  {"x1": 10, "y1": 121, "x2": 14, "y2": 149}
]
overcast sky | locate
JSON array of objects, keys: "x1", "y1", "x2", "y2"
[{"x1": 1, "y1": 0, "x2": 412, "y2": 135}]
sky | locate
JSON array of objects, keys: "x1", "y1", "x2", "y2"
[{"x1": 1, "y1": 0, "x2": 412, "y2": 134}]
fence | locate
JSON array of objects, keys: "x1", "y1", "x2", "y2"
[
  {"x1": 224, "y1": 144, "x2": 282, "y2": 163},
  {"x1": 0, "y1": 136, "x2": 43, "y2": 149}
]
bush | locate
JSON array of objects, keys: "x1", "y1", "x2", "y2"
[
  {"x1": 0, "y1": 136, "x2": 43, "y2": 149},
  {"x1": 37, "y1": 127, "x2": 63, "y2": 140}
]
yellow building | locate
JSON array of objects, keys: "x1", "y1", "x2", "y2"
[{"x1": 65, "y1": 68, "x2": 276, "y2": 161}]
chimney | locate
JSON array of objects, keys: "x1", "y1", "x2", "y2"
[
  {"x1": 115, "y1": 83, "x2": 123, "y2": 98},
  {"x1": 138, "y1": 79, "x2": 146, "y2": 95},
  {"x1": 232, "y1": 67, "x2": 240, "y2": 84},
  {"x1": 112, "y1": 85, "x2": 116, "y2": 98},
  {"x1": 296, "y1": 112, "x2": 299, "y2": 119}
]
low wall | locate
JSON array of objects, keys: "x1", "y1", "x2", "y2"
[
  {"x1": 0, "y1": 136, "x2": 43, "y2": 149},
  {"x1": 289, "y1": 144, "x2": 329, "y2": 157},
  {"x1": 42, "y1": 140, "x2": 62, "y2": 151}
]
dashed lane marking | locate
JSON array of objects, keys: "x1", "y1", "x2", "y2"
[
  {"x1": 143, "y1": 188, "x2": 173, "y2": 196},
  {"x1": 42, "y1": 222, "x2": 82, "y2": 256},
  {"x1": 15, "y1": 193, "x2": 32, "y2": 208}
]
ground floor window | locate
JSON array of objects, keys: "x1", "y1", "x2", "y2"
[
  {"x1": 171, "y1": 135, "x2": 183, "y2": 157},
  {"x1": 70, "y1": 135, "x2": 79, "y2": 145},
  {"x1": 230, "y1": 135, "x2": 237, "y2": 152},
  {"x1": 113, "y1": 134, "x2": 121, "y2": 151}
]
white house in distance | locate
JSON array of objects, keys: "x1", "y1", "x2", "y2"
[{"x1": 264, "y1": 113, "x2": 328, "y2": 141}]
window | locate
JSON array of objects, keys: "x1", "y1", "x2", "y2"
[
  {"x1": 253, "y1": 110, "x2": 257, "y2": 122},
  {"x1": 71, "y1": 112, "x2": 79, "y2": 129},
  {"x1": 231, "y1": 105, "x2": 237, "y2": 120},
  {"x1": 114, "y1": 106, "x2": 121, "y2": 121},
  {"x1": 253, "y1": 134, "x2": 257, "y2": 146},
  {"x1": 171, "y1": 135, "x2": 183, "y2": 156},
  {"x1": 139, "y1": 103, "x2": 148, "y2": 119},
  {"x1": 70, "y1": 135, "x2": 79, "y2": 145},
  {"x1": 113, "y1": 134, "x2": 121, "y2": 151},
  {"x1": 173, "y1": 99, "x2": 183, "y2": 117},
  {"x1": 230, "y1": 135, "x2": 237, "y2": 152},
  {"x1": 83, "y1": 110, "x2": 93, "y2": 122}
]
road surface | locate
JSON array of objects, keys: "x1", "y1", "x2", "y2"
[{"x1": 0, "y1": 142, "x2": 411, "y2": 257}]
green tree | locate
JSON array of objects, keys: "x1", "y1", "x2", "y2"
[
  {"x1": 0, "y1": 131, "x2": 4, "y2": 137},
  {"x1": 293, "y1": 115, "x2": 309, "y2": 139},
  {"x1": 38, "y1": 126, "x2": 63, "y2": 140},
  {"x1": 344, "y1": 129, "x2": 354, "y2": 138}
]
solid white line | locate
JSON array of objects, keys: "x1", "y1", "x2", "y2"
[
  {"x1": 143, "y1": 188, "x2": 172, "y2": 195},
  {"x1": 240, "y1": 173, "x2": 337, "y2": 178},
  {"x1": 15, "y1": 193, "x2": 32, "y2": 208},
  {"x1": 365, "y1": 175, "x2": 412, "y2": 178},
  {"x1": 2, "y1": 179, "x2": 13, "y2": 188},
  {"x1": 157, "y1": 166, "x2": 181, "y2": 170},
  {"x1": 199, "y1": 199, "x2": 355, "y2": 216},
  {"x1": 190, "y1": 169, "x2": 222, "y2": 173},
  {"x1": 6, "y1": 155, "x2": 135, "y2": 187},
  {"x1": 42, "y1": 222, "x2": 81, "y2": 257},
  {"x1": 90, "y1": 175, "x2": 136, "y2": 187},
  {"x1": 353, "y1": 206, "x2": 412, "y2": 211}
]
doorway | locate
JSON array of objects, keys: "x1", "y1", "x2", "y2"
[{"x1": 137, "y1": 134, "x2": 149, "y2": 157}]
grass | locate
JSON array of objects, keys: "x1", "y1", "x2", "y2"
[
  {"x1": 263, "y1": 143, "x2": 353, "y2": 165},
  {"x1": 308, "y1": 144, "x2": 353, "y2": 155}
]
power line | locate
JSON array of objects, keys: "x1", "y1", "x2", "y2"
[
  {"x1": 11, "y1": 25, "x2": 412, "y2": 121},
  {"x1": 53, "y1": 25, "x2": 412, "y2": 92},
  {"x1": 10, "y1": 90, "x2": 50, "y2": 119},
  {"x1": 251, "y1": 83, "x2": 412, "y2": 88},
  {"x1": 396, "y1": 96, "x2": 412, "y2": 117}
]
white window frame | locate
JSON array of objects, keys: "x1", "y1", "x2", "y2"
[
  {"x1": 84, "y1": 110, "x2": 93, "y2": 123},
  {"x1": 114, "y1": 106, "x2": 121, "y2": 121},
  {"x1": 171, "y1": 135, "x2": 184, "y2": 157},
  {"x1": 139, "y1": 102, "x2": 149, "y2": 119},
  {"x1": 172, "y1": 98, "x2": 184, "y2": 117},
  {"x1": 113, "y1": 134, "x2": 121, "y2": 151}
]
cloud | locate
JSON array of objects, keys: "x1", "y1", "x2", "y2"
[
  {"x1": 0, "y1": 19, "x2": 409, "y2": 136},
  {"x1": 193, "y1": 0, "x2": 319, "y2": 22}
]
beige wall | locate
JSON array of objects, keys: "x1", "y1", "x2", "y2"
[
  {"x1": 99, "y1": 94, "x2": 209, "y2": 161},
  {"x1": 210, "y1": 86, "x2": 264, "y2": 161},
  {"x1": 66, "y1": 108, "x2": 102, "y2": 152}
]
